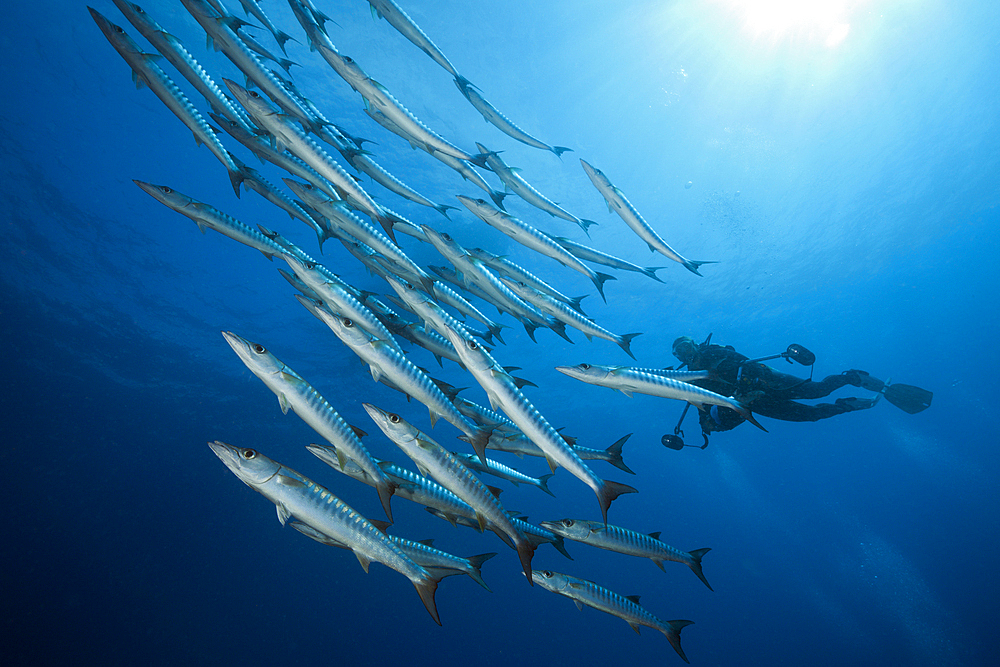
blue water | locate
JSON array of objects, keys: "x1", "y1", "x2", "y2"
[{"x1": 4, "y1": 1, "x2": 997, "y2": 665}]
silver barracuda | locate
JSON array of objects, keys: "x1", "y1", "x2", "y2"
[
  {"x1": 482, "y1": 430, "x2": 635, "y2": 476},
  {"x1": 467, "y1": 247, "x2": 587, "y2": 313},
  {"x1": 554, "y1": 363, "x2": 767, "y2": 431},
  {"x1": 456, "y1": 195, "x2": 615, "y2": 302},
  {"x1": 580, "y1": 159, "x2": 715, "y2": 276},
  {"x1": 257, "y1": 226, "x2": 362, "y2": 300},
  {"x1": 539, "y1": 519, "x2": 712, "y2": 590},
  {"x1": 89, "y1": 8, "x2": 242, "y2": 197},
  {"x1": 366, "y1": 0, "x2": 463, "y2": 80},
  {"x1": 363, "y1": 403, "x2": 536, "y2": 583},
  {"x1": 207, "y1": 441, "x2": 443, "y2": 625},
  {"x1": 222, "y1": 79, "x2": 396, "y2": 242},
  {"x1": 297, "y1": 297, "x2": 493, "y2": 461},
  {"x1": 499, "y1": 276, "x2": 639, "y2": 359},
  {"x1": 451, "y1": 452, "x2": 555, "y2": 497},
  {"x1": 531, "y1": 569, "x2": 693, "y2": 663},
  {"x1": 209, "y1": 113, "x2": 342, "y2": 202},
  {"x1": 429, "y1": 281, "x2": 507, "y2": 344},
  {"x1": 339, "y1": 147, "x2": 456, "y2": 218},
  {"x1": 132, "y1": 181, "x2": 284, "y2": 258},
  {"x1": 282, "y1": 178, "x2": 433, "y2": 291},
  {"x1": 550, "y1": 235, "x2": 666, "y2": 283},
  {"x1": 233, "y1": 0, "x2": 293, "y2": 54},
  {"x1": 220, "y1": 331, "x2": 397, "y2": 522},
  {"x1": 179, "y1": 0, "x2": 317, "y2": 131},
  {"x1": 455, "y1": 78, "x2": 570, "y2": 157},
  {"x1": 111, "y1": 0, "x2": 255, "y2": 133},
  {"x1": 475, "y1": 143, "x2": 597, "y2": 236},
  {"x1": 436, "y1": 321, "x2": 637, "y2": 524},
  {"x1": 282, "y1": 254, "x2": 404, "y2": 356},
  {"x1": 316, "y1": 43, "x2": 475, "y2": 163}
]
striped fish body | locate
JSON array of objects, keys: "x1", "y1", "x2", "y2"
[
  {"x1": 342, "y1": 148, "x2": 454, "y2": 217},
  {"x1": 531, "y1": 569, "x2": 693, "y2": 663},
  {"x1": 580, "y1": 159, "x2": 713, "y2": 275},
  {"x1": 551, "y1": 235, "x2": 665, "y2": 282},
  {"x1": 132, "y1": 181, "x2": 283, "y2": 258},
  {"x1": 208, "y1": 442, "x2": 441, "y2": 625},
  {"x1": 455, "y1": 79, "x2": 569, "y2": 156},
  {"x1": 467, "y1": 248, "x2": 585, "y2": 312},
  {"x1": 368, "y1": 0, "x2": 461, "y2": 79},
  {"x1": 363, "y1": 403, "x2": 535, "y2": 582},
  {"x1": 220, "y1": 332, "x2": 396, "y2": 522},
  {"x1": 539, "y1": 519, "x2": 712, "y2": 590},
  {"x1": 234, "y1": 162, "x2": 329, "y2": 248},
  {"x1": 89, "y1": 9, "x2": 242, "y2": 196},
  {"x1": 452, "y1": 452, "x2": 555, "y2": 497}
]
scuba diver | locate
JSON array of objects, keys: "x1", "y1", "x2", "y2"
[{"x1": 664, "y1": 334, "x2": 933, "y2": 448}]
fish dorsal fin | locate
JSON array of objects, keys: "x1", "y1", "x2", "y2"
[
  {"x1": 486, "y1": 485, "x2": 503, "y2": 499},
  {"x1": 369, "y1": 519, "x2": 391, "y2": 533},
  {"x1": 274, "y1": 503, "x2": 292, "y2": 526},
  {"x1": 349, "y1": 424, "x2": 368, "y2": 439},
  {"x1": 416, "y1": 539, "x2": 435, "y2": 547},
  {"x1": 625, "y1": 595, "x2": 642, "y2": 605},
  {"x1": 648, "y1": 531, "x2": 661, "y2": 540},
  {"x1": 353, "y1": 549, "x2": 372, "y2": 573}
]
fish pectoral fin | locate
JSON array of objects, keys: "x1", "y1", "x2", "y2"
[
  {"x1": 278, "y1": 392, "x2": 292, "y2": 415},
  {"x1": 334, "y1": 449, "x2": 348, "y2": 471},
  {"x1": 274, "y1": 503, "x2": 293, "y2": 526},
  {"x1": 352, "y1": 549, "x2": 372, "y2": 574},
  {"x1": 368, "y1": 364, "x2": 383, "y2": 383}
]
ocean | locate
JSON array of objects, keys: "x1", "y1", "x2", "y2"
[{"x1": 3, "y1": 1, "x2": 997, "y2": 665}]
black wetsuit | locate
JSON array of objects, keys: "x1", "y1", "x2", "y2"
[{"x1": 684, "y1": 343, "x2": 860, "y2": 433}]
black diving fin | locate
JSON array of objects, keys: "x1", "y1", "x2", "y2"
[{"x1": 882, "y1": 383, "x2": 933, "y2": 414}]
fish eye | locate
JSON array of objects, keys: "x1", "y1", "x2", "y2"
[
  {"x1": 467, "y1": 340, "x2": 478, "y2": 350},
  {"x1": 561, "y1": 519, "x2": 574, "y2": 527},
  {"x1": 477, "y1": 198, "x2": 486, "y2": 204},
  {"x1": 252, "y1": 343, "x2": 266, "y2": 354},
  {"x1": 342, "y1": 318, "x2": 353, "y2": 327},
  {"x1": 161, "y1": 186, "x2": 173, "y2": 194},
  {"x1": 113, "y1": 25, "x2": 125, "y2": 33},
  {"x1": 344, "y1": 56, "x2": 354, "y2": 63},
  {"x1": 242, "y1": 449, "x2": 257, "y2": 459},
  {"x1": 542, "y1": 570, "x2": 553, "y2": 578},
  {"x1": 304, "y1": 261, "x2": 315, "y2": 269},
  {"x1": 388, "y1": 413, "x2": 400, "y2": 423},
  {"x1": 442, "y1": 233, "x2": 452, "y2": 241},
  {"x1": 580, "y1": 364, "x2": 590, "y2": 370},
  {"x1": 249, "y1": 90, "x2": 261, "y2": 98}
]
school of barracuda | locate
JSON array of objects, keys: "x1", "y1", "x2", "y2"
[{"x1": 91, "y1": 1, "x2": 736, "y2": 662}]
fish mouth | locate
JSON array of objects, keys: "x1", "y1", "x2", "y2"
[
  {"x1": 538, "y1": 521, "x2": 561, "y2": 531},
  {"x1": 208, "y1": 440, "x2": 241, "y2": 467}
]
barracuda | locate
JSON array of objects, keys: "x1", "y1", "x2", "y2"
[
  {"x1": 467, "y1": 247, "x2": 587, "y2": 313},
  {"x1": 580, "y1": 159, "x2": 715, "y2": 276},
  {"x1": 111, "y1": 0, "x2": 255, "y2": 133},
  {"x1": 539, "y1": 519, "x2": 712, "y2": 591},
  {"x1": 499, "y1": 276, "x2": 639, "y2": 359},
  {"x1": 554, "y1": 363, "x2": 767, "y2": 432},
  {"x1": 282, "y1": 254, "x2": 405, "y2": 356},
  {"x1": 233, "y1": 0, "x2": 293, "y2": 54},
  {"x1": 297, "y1": 297, "x2": 493, "y2": 461},
  {"x1": 220, "y1": 331, "x2": 397, "y2": 522},
  {"x1": 451, "y1": 452, "x2": 555, "y2": 497},
  {"x1": 364, "y1": 403, "x2": 536, "y2": 583},
  {"x1": 549, "y1": 235, "x2": 666, "y2": 283},
  {"x1": 436, "y1": 321, "x2": 637, "y2": 524},
  {"x1": 282, "y1": 178, "x2": 433, "y2": 291},
  {"x1": 455, "y1": 78, "x2": 570, "y2": 157},
  {"x1": 257, "y1": 226, "x2": 362, "y2": 300},
  {"x1": 132, "y1": 181, "x2": 284, "y2": 258},
  {"x1": 223, "y1": 79, "x2": 396, "y2": 241},
  {"x1": 531, "y1": 570, "x2": 693, "y2": 663},
  {"x1": 366, "y1": 0, "x2": 463, "y2": 80},
  {"x1": 208, "y1": 441, "x2": 443, "y2": 625},
  {"x1": 340, "y1": 147, "x2": 456, "y2": 218},
  {"x1": 179, "y1": 0, "x2": 317, "y2": 131},
  {"x1": 475, "y1": 143, "x2": 596, "y2": 236},
  {"x1": 316, "y1": 43, "x2": 475, "y2": 163},
  {"x1": 482, "y1": 430, "x2": 635, "y2": 476},
  {"x1": 457, "y1": 196, "x2": 615, "y2": 303},
  {"x1": 89, "y1": 8, "x2": 242, "y2": 197}
]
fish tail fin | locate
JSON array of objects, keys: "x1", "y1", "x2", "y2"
[
  {"x1": 274, "y1": 30, "x2": 295, "y2": 56},
  {"x1": 413, "y1": 576, "x2": 442, "y2": 626},
  {"x1": 644, "y1": 266, "x2": 667, "y2": 283},
  {"x1": 228, "y1": 167, "x2": 244, "y2": 198},
  {"x1": 684, "y1": 259, "x2": 717, "y2": 276},
  {"x1": 550, "y1": 321, "x2": 574, "y2": 343},
  {"x1": 488, "y1": 322, "x2": 506, "y2": 346},
  {"x1": 597, "y1": 479, "x2": 639, "y2": 525},
  {"x1": 616, "y1": 332, "x2": 642, "y2": 360},
  {"x1": 537, "y1": 473, "x2": 557, "y2": 497},
  {"x1": 374, "y1": 212, "x2": 398, "y2": 244},
  {"x1": 470, "y1": 426, "x2": 494, "y2": 464},
  {"x1": 579, "y1": 219, "x2": 599, "y2": 238},
  {"x1": 516, "y1": 539, "x2": 537, "y2": 584},
  {"x1": 376, "y1": 477, "x2": 397, "y2": 524},
  {"x1": 686, "y1": 547, "x2": 713, "y2": 591},
  {"x1": 592, "y1": 272, "x2": 616, "y2": 303},
  {"x1": 550, "y1": 534, "x2": 574, "y2": 560},
  {"x1": 465, "y1": 552, "x2": 498, "y2": 591},
  {"x1": 435, "y1": 203, "x2": 458, "y2": 219},
  {"x1": 661, "y1": 620, "x2": 695, "y2": 663},
  {"x1": 736, "y1": 404, "x2": 768, "y2": 432},
  {"x1": 522, "y1": 320, "x2": 539, "y2": 343},
  {"x1": 605, "y1": 433, "x2": 635, "y2": 474},
  {"x1": 551, "y1": 146, "x2": 573, "y2": 158},
  {"x1": 454, "y1": 74, "x2": 476, "y2": 92},
  {"x1": 489, "y1": 189, "x2": 507, "y2": 211},
  {"x1": 567, "y1": 294, "x2": 588, "y2": 315}
]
